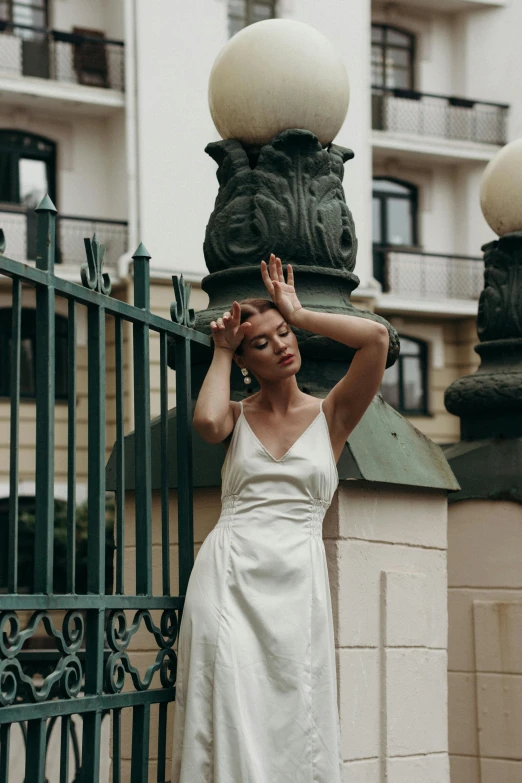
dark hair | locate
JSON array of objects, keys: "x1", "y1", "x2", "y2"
[{"x1": 234, "y1": 298, "x2": 279, "y2": 355}]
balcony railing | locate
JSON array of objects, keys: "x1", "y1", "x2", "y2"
[
  {"x1": 0, "y1": 21, "x2": 124, "y2": 91},
  {"x1": 0, "y1": 206, "x2": 128, "y2": 271},
  {"x1": 372, "y1": 86, "x2": 508, "y2": 146},
  {"x1": 373, "y1": 245, "x2": 484, "y2": 300}
]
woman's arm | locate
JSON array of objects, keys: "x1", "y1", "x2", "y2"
[
  {"x1": 261, "y1": 253, "x2": 389, "y2": 441},
  {"x1": 193, "y1": 302, "x2": 252, "y2": 444},
  {"x1": 290, "y1": 307, "x2": 389, "y2": 439}
]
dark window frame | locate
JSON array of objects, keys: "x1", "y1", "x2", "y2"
[
  {"x1": 371, "y1": 23, "x2": 415, "y2": 90},
  {"x1": 0, "y1": 0, "x2": 49, "y2": 27},
  {"x1": 0, "y1": 307, "x2": 68, "y2": 400},
  {"x1": 0, "y1": 129, "x2": 56, "y2": 206},
  {"x1": 372, "y1": 176, "x2": 419, "y2": 248},
  {"x1": 228, "y1": 0, "x2": 277, "y2": 37},
  {"x1": 381, "y1": 334, "x2": 429, "y2": 416}
]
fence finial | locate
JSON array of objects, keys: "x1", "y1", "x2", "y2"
[
  {"x1": 81, "y1": 233, "x2": 111, "y2": 295},
  {"x1": 35, "y1": 194, "x2": 57, "y2": 272},
  {"x1": 132, "y1": 242, "x2": 151, "y2": 310},
  {"x1": 171, "y1": 274, "x2": 196, "y2": 327}
]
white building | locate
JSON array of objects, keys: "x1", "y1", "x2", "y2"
[
  {"x1": 1, "y1": 0, "x2": 517, "y2": 450},
  {"x1": 0, "y1": 1, "x2": 520, "y2": 780}
]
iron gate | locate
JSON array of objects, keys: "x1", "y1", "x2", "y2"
[{"x1": 0, "y1": 197, "x2": 210, "y2": 782}]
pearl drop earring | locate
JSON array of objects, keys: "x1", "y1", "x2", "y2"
[{"x1": 241, "y1": 367, "x2": 252, "y2": 385}]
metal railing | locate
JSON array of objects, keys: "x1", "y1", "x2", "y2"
[
  {"x1": 373, "y1": 245, "x2": 484, "y2": 300},
  {"x1": 0, "y1": 197, "x2": 210, "y2": 779},
  {"x1": 0, "y1": 21, "x2": 124, "y2": 91},
  {"x1": 372, "y1": 86, "x2": 508, "y2": 145},
  {"x1": 0, "y1": 206, "x2": 128, "y2": 271}
]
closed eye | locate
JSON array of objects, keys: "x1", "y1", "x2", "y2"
[{"x1": 254, "y1": 330, "x2": 289, "y2": 350}]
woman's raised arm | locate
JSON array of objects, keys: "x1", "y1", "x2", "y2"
[
  {"x1": 193, "y1": 301, "x2": 252, "y2": 444},
  {"x1": 263, "y1": 253, "x2": 389, "y2": 443}
]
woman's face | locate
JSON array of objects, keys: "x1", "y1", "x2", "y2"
[{"x1": 235, "y1": 308, "x2": 301, "y2": 382}]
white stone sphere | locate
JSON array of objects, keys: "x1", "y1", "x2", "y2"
[
  {"x1": 480, "y1": 138, "x2": 522, "y2": 236},
  {"x1": 208, "y1": 19, "x2": 349, "y2": 147}
]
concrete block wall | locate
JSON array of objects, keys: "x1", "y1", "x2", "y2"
[
  {"x1": 448, "y1": 499, "x2": 522, "y2": 783},
  {"x1": 324, "y1": 482, "x2": 450, "y2": 782}
]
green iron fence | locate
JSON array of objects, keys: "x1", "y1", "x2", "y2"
[{"x1": 0, "y1": 196, "x2": 210, "y2": 781}]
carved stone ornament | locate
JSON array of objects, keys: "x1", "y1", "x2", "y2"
[
  {"x1": 169, "y1": 128, "x2": 399, "y2": 394},
  {"x1": 445, "y1": 232, "x2": 522, "y2": 436},
  {"x1": 203, "y1": 128, "x2": 357, "y2": 274}
]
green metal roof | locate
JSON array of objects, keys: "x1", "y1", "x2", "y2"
[
  {"x1": 106, "y1": 396, "x2": 459, "y2": 493},
  {"x1": 443, "y1": 437, "x2": 522, "y2": 504}
]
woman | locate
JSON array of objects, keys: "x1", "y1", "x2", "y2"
[{"x1": 171, "y1": 254, "x2": 389, "y2": 782}]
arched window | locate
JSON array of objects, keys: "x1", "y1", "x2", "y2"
[
  {"x1": 380, "y1": 336, "x2": 428, "y2": 415},
  {"x1": 228, "y1": 0, "x2": 277, "y2": 38},
  {"x1": 0, "y1": 308, "x2": 68, "y2": 399},
  {"x1": 373, "y1": 177, "x2": 418, "y2": 288},
  {"x1": 371, "y1": 24, "x2": 415, "y2": 90}
]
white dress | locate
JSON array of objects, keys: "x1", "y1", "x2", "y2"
[{"x1": 171, "y1": 397, "x2": 343, "y2": 782}]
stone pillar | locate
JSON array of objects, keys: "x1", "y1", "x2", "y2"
[{"x1": 444, "y1": 231, "x2": 522, "y2": 783}]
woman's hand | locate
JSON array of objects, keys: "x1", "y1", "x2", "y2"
[
  {"x1": 210, "y1": 300, "x2": 252, "y2": 353},
  {"x1": 261, "y1": 253, "x2": 303, "y2": 324}
]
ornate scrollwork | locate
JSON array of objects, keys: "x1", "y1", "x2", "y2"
[
  {"x1": 445, "y1": 233, "x2": 522, "y2": 420},
  {"x1": 477, "y1": 233, "x2": 522, "y2": 342},
  {"x1": 81, "y1": 233, "x2": 112, "y2": 295},
  {"x1": 171, "y1": 274, "x2": 196, "y2": 327},
  {"x1": 203, "y1": 129, "x2": 357, "y2": 274},
  {"x1": 104, "y1": 609, "x2": 178, "y2": 694},
  {"x1": 105, "y1": 648, "x2": 177, "y2": 694},
  {"x1": 0, "y1": 611, "x2": 84, "y2": 706},
  {"x1": 0, "y1": 654, "x2": 82, "y2": 706},
  {"x1": 0, "y1": 610, "x2": 84, "y2": 658}
]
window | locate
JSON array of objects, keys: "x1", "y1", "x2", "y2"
[
  {"x1": 0, "y1": 308, "x2": 68, "y2": 399},
  {"x1": 0, "y1": 0, "x2": 48, "y2": 36},
  {"x1": 380, "y1": 336, "x2": 428, "y2": 415},
  {"x1": 372, "y1": 24, "x2": 415, "y2": 90},
  {"x1": 228, "y1": 0, "x2": 276, "y2": 38},
  {"x1": 373, "y1": 178, "x2": 417, "y2": 247},
  {"x1": 0, "y1": 130, "x2": 56, "y2": 208},
  {"x1": 373, "y1": 178, "x2": 418, "y2": 288}
]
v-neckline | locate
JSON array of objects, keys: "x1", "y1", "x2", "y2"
[{"x1": 240, "y1": 399, "x2": 323, "y2": 463}]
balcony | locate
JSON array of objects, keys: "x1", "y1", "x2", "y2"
[
  {"x1": 0, "y1": 206, "x2": 128, "y2": 273},
  {"x1": 394, "y1": 0, "x2": 505, "y2": 10},
  {"x1": 372, "y1": 87, "x2": 508, "y2": 156},
  {"x1": 0, "y1": 22, "x2": 124, "y2": 108},
  {"x1": 373, "y1": 245, "x2": 484, "y2": 301}
]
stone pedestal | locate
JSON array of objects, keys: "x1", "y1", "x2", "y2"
[
  {"x1": 444, "y1": 232, "x2": 522, "y2": 783},
  {"x1": 447, "y1": 499, "x2": 522, "y2": 783}
]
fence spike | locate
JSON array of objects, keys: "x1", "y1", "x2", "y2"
[{"x1": 132, "y1": 242, "x2": 151, "y2": 310}]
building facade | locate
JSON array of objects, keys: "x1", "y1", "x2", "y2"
[{"x1": 0, "y1": 0, "x2": 520, "y2": 777}]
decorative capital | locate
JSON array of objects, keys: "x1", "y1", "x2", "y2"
[
  {"x1": 171, "y1": 274, "x2": 195, "y2": 327},
  {"x1": 477, "y1": 231, "x2": 522, "y2": 342},
  {"x1": 445, "y1": 232, "x2": 522, "y2": 437},
  {"x1": 81, "y1": 233, "x2": 111, "y2": 295},
  {"x1": 203, "y1": 129, "x2": 357, "y2": 275}
]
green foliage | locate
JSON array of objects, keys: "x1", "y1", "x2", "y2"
[{"x1": 0, "y1": 495, "x2": 116, "y2": 594}]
